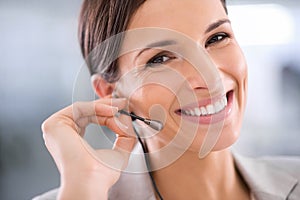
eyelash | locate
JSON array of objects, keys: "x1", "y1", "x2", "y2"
[
  {"x1": 145, "y1": 52, "x2": 175, "y2": 67},
  {"x1": 205, "y1": 32, "x2": 230, "y2": 48},
  {"x1": 145, "y1": 32, "x2": 230, "y2": 67}
]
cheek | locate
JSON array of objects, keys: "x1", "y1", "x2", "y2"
[
  {"x1": 210, "y1": 44, "x2": 248, "y2": 83},
  {"x1": 230, "y1": 46, "x2": 248, "y2": 91},
  {"x1": 128, "y1": 85, "x2": 175, "y2": 118},
  {"x1": 231, "y1": 47, "x2": 248, "y2": 85},
  {"x1": 206, "y1": 45, "x2": 248, "y2": 150},
  {"x1": 230, "y1": 46, "x2": 248, "y2": 111},
  {"x1": 128, "y1": 85, "x2": 183, "y2": 144},
  {"x1": 211, "y1": 44, "x2": 248, "y2": 108}
]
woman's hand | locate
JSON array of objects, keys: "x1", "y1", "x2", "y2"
[{"x1": 41, "y1": 98, "x2": 136, "y2": 200}]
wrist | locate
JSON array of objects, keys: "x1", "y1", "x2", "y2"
[
  {"x1": 58, "y1": 184, "x2": 108, "y2": 200},
  {"x1": 59, "y1": 171, "x2": 111, "y2": 200}
]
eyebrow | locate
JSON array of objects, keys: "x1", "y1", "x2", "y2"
[
  {"x1": 135, "y1": 19, "x2": 230, "y2": 59},
  {"x1": 136, "y1": 40, "x2": 177, "y2": 58},
  {"x1": 205, "y1": 19, "x2": 231, "y2": 34}
]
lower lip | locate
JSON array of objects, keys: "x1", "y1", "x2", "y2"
[{"x1": 175, "y1": 91, "x2": 234, "y2": 125}]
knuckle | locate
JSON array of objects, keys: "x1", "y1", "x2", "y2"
[
  {"x1": 72, "y1": 101, "x2": 84, "y2": 109},
  {"x1": 72, "y1": 101, "x2": 80, "y2": 108},
  {"x1": 41, "y1": 118, "x2": 53, "y2": 135},
  {"x1": 41, "y1": 119, "x2": 54, "y2": 146},
  {"x1": 40, "y1": 114, "x2": 64, "y2": 136}
]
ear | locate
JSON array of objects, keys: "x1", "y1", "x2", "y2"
[{"x1": 91, "y1": 74, "x2": 115, "y2": 98}]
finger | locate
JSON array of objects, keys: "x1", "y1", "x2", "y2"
[
  {"x1": 73, "y1": 98, "x2": 128, "y2": 132},
  {"x1": 73, "y1": 98, "x2": 127, "y2": 121},
  {"x1": 109, "y1": 136, "x2": 137, "y2": 170},
  {"x1": 52, "y1": 98, "x2": 125, "y2": 121},
  {"x1": 114, "y1": 136, "x2": 136, "y2": 154},
  {"x1": 74, "y1": 103, "x2": 118, "y2": 134},
  {"x1": 94, "y1": 98, "x2": 129, "y2": 118},
  {"x1": 46, "y1": 98, "x2": 127, "y2": 136},
  {"x1": 94, "y1": 98, "x2": 128, "y2": 108},
  {"x1": 96, "y1": 114, "x2": 136, "y2": 137},
  {"x1": 101, "y1": 113, "x2": 137, "y2": 153}
]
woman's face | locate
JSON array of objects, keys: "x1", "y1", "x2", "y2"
[{"x1": 116, "y1": 0, "x2": 248, "y2": 154}]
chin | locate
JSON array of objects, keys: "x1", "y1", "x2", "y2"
[
  {"x1": 212, "y1": 126, "x2": 241, "y2": 151},
  {"x1": 186, "y1": 123, "x2": 241, "y2": 154}
]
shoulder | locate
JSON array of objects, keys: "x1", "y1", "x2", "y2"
[
  {"x1": 259, "y1": 155, "x2": 300, "y2": 175},
  {"x1": 258, "y1": 156, "x2": 300, "y2": 200},
  {"x1": 234, "y1": 153, "x2": 300, "y2": 200},
  {"x1": 234, "y1": 152, "x2": 300, "y2": 174},
  {"x1": 241, "y1": 154, "x2": 300, "y2": 180}
]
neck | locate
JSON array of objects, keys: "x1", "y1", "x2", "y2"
[{"x1": 150, "y1": 149, "x2": 250, "y2": 200}]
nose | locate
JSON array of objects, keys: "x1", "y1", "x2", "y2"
[
  {"x1": 183, "y1": 60, "x2": 224, "y2": 97},
  {"x1": 185, "y1": 72, "x2": 208, "y2": 90},
  {"x1": 178, "y1": 42, "x2": 224, "y2": 96}
]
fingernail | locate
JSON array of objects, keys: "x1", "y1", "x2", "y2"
[
  {"x1": 112, "y1": 106, "x2": 119, "y2": 115},
  {"x1": 115, "y1": 98, "x2": 127, "y2": 101},
  {"x1": 111, "y1": 98, "x2": 127, "y2": 104},
  {"x1": 115, "y1": 111, "x2": 121, "y2": 118}
]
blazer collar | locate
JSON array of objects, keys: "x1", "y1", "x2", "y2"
[
  {"x1": 233, "y1": 153, "x2": 298, "y2": 200},
  {"x1": 112, "y1": 147, "x2": 298, "y2": 200}
]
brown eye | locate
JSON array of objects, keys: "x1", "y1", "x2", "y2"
[
  {"x1": 146, "y1": 53, "x2": 173, "y2": 67},
  {"x1": 205, "y1": 32, "x2": 229, "y2": 48}
]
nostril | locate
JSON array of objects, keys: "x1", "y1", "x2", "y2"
[
  {"x1": 193, "y1": 86, "x2": 208, "y2": 90},
  {"x1": 185, "y1": 75, "x2": 208, "y2": 90}
]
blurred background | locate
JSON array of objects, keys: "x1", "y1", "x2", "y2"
[{"x1": 0, "y1": 0, "x2": 299, "y2": 199}]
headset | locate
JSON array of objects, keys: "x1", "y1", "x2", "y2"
[{"x1": 118, "y1": 109, "x2": 164, "y2": 200}]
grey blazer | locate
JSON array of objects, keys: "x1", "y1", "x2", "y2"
[{"x1": 32, "y1": 152, "x2": 300, "y2": 200}]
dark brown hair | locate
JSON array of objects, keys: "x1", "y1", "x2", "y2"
[{"x1": 79, "y1": 0, "x2": 227, "y2": 83}]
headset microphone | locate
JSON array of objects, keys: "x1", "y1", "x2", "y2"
[{"x1": 118, "y1": 110, "x2": 163, "y2": 131}]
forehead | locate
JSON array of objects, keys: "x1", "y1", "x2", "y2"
[{"x1": 128, "y1": 0, "x2": 227, "y2": 38}]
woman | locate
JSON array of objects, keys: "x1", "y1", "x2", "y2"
[{"x1": 34, "y1": 0, "x2": 300, "y2": 199}]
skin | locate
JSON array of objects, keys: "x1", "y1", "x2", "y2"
[
  {"x1": 116, "y1": 0, "x2": 247, "y2": 153},
  {"x1": 42, "y1": 0, "x2": 248, "y2": 199},
  {"x1": 101, "y1": 0, "x2": 249, "y2": 199}
]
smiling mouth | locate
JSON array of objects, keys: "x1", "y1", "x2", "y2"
[{"x1": 176, "y1": 90, "x2": 233, "y2": 117}]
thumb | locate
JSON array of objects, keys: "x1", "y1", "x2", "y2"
[{"x1": 79, "y1": 132, "x2": 137, "y2": 172}]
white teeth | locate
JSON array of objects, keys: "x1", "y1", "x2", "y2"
[
  {"x1": 201, "y1": 107, "x2": 208, "y2": 115},
  {"x1": 189, "y1": 110, "x2": 195, "y2": 116},
  {"x1": 194, "y1": 108, "x2": 201, "y2": 116},
  {"x1": 214, "y1": 101, "x2": 222, "y2": 113},
  {"x1": 180, "y1": 95, "x2": 228, "y2": 117},
  {"x1": 206, "y1": 105, "x2": 215, "y2": 115},
  {"x1": 222, "y1": 96, "x2": 228, "y2": 106}
]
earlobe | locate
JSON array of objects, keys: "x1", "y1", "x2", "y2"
[{"x1": 91, "y1": 74, "x2": 115, "y2": 98}]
